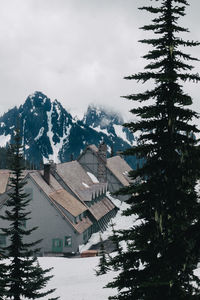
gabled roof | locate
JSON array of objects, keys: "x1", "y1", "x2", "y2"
[
  {"x1": 56, "y1": 160, "x2": 107, "y2": 202},
  {"x1": 0, "y1": 170, "x2": 10, "y2": 194},
  {"x1": 0, "y1": 170, "x2": 31, "y2": 195},
  {"x1": 77, "y1": 144, "x2": 99, "y2": 164},
  {"x1": 89, "y1": 197, "x2": 116, "y2": 221},
  {"x1": 78, "y1": 144, "x2": 132, "y2": 187},
  {"x1": 49, "y1": 189, "x2": 87, "y2": 217},
  {"x1": 29, "y1": 171, "x2": 87, "y2": 217},
  {"x1": 28, "y1": 171, "x2": 92, "y2": 233},
  {"x1": 56, "y1": 161, "x2": 93, "y2": 190},
  {"x1": 73, "y1": 217, "x2": 93, "y2": 234},
  {"x1": 107, "y1": 155, "x2": 132, "y2": 186},
  {"x1": 29, "y1": 171, "x2": 63, "y2": 195},
  {"x1": 76, "y1": 183, "x2": 107, "y2": 202}
]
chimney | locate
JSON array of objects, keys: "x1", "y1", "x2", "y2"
[
  {"x1": 44, "y1": 164, "x2": 51, "y2": 185},
  {"x1": 97, "y1": 141, "x2": 107, "y2": 183}
]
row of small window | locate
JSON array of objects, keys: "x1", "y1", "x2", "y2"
[
  {"x1": 86, "y1": 194, "x2": 105, "y2": 207},
  {"x1": 73, "y1": 212, "x2": 86, "y2": 224}
]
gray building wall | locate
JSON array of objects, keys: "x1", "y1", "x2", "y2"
[
  {"x1": 78, "y1": 149, "x2": 98, "y2": 176},
  {"x1": 79, "y1": 150, "x2": 129, "y2": 201},
  {"x1": 0, "y1": 177, "x2": 86, "y2": 255}
]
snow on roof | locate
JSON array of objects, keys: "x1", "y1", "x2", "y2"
[
  {"x1": 56, "y1": 161, "x2": 93, "y2": 190},
  {"x1": 82, "y1": 182, "x2": 89, "y2": 188},
  {"x1": 87, "y1": 172, "x2": 99, "y2": 183},
  {"x1": 107, "y1": 155, "x2": 132, "y2": 186}
]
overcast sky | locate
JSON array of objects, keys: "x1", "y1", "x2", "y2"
[{"x1": 0, "y1": 0, "x2": 199, "y2": 121}]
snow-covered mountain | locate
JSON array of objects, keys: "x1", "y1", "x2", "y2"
[
  {"x1": 82, "y1": 104, "x2": 134, "y2": 147},
  {"x1": 0, "y1": 92, "x2": 136, "y2": 168}
]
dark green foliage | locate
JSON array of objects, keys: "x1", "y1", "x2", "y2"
[
  {"x1": 104, "y1": 1, "x2": 200, "y2": 299},
  {"x1": 0, "y1": 147, "x2": 9, "y2": 169},
  {"x1": 96, "y1": 235, "x2": 110, "y2": 276},
  {"x1": 1, "y1": 128, "x2": 59, "y2": 299}
]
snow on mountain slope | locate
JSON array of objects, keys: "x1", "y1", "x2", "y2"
[
  {"x1": 0, "y1": 92, "x2": 138, "y2": 168},
  {"x1": 83, "y1": 104, "x2": 134, "y2": 146},
  {"x1": 0, "y1": 133, "x2": 11, "y2": 147}
]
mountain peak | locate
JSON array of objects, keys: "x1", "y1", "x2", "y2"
[
  {"x1": 0, "y1": 93, "x2": 136, "y2": 169},
  {"x1": 83, "y1": 104, "x2": 123, "y2": 128}
]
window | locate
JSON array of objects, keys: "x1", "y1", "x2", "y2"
[
  {"x1": 65, "y1": 236, "x2": 72, "y2": 247},
  {"x1": 0, "y1": 234, "x2": 6, "y2": 246}
]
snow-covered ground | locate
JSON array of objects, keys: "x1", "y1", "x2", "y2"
[
  {"x1": 79, "y1": 192, "x2": 136, "y2": 252},
  {"x1": 39, "y1": 256, "x2": 116, "y2": 300}
]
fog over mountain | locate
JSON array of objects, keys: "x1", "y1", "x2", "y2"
[{"x1": 0, "y1": 91, "x2": 137, "y2": 168}]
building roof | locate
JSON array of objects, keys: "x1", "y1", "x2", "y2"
[
  {"x1": 78, "y1": 144, "x2": 132, "y2": 187},
  {"x1": 0, "y1": 169, "x2": 31, "y2": 195},
  {"x1": 49, "y1": 189, "x2": 87, "y2": 217},
  {"x1": 49, "y1": 197, "x2": 92, "y2": 234},
  {"x1": 28, "y1": 170, "x2": 92, "y2": 234},
  {"x1": 89, "y1": 197, "x2": 115, "y2": 221},
  {"x1": 107, "y1": 155, "x2": 132, "y2": 186},
  {"x1": 0, "y1": 170, "x2": 10, "y2": 194},
  {"x1": 56, "y1": 160, "x2": 107, "y2": 202},
  {"x1": 73, "y1": 217, "x2": 93, "y2": 234},
  {"x1": 56, "y1": 161, "x2": 93, "y2": 190},
  {"x1": 29, "y1": 171, "x2": 63, "y2": 195},
  {"x1": 76, "y1": 183, "x2": 107, "y2": 202}
]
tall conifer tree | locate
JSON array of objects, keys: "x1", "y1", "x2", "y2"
[
  {"x1": 1, "y1": 128, "x2": 59, "y2": 299},
  {"x1": 104, "y1": 1, "x2": 200, "y2": 299}
]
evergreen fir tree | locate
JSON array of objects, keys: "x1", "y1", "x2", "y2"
[
  {"x1": 96, "y1": 234, "x2": 110, "y2": 275},
  {"x1": 104, "y1": 1, "x2": 200, "y2": 299},
  {"x1": 1, "y1": 128, "x2": 59, "y2": 299}
]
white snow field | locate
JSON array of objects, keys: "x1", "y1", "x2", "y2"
[{"x1": 38, "y1": 256, "x2": 116, "y2": 300}]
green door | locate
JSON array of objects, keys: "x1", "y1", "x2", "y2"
[{"x1": 52, "y1": 238, "x2": 63, "y2": 253}]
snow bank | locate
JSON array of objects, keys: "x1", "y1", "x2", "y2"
[{"x1": 38, "y1": 257, "x2": 116, "y2": 300}]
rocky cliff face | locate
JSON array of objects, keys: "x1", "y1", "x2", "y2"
[{"x1": 0, "y1": 92, "x2": 137, "y2": 168}]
